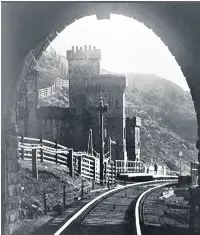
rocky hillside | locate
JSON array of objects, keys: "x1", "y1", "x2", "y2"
[{"x1": 36, "y1": 52, "x2": 198, "y2": 174}]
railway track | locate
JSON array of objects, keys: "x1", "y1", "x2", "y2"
[
  {"x1": 137, "y1": 182, "x2": 190, "y2": 235},
  {"x1": 53, "y1": 180, "x2": 177, "y2": 235}
]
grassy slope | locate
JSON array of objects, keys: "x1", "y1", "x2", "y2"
[{"x1": 19, "y1": 160, "x2": 82, "y2": 215}]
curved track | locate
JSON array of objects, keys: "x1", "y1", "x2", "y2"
[
  {"x1": 138, "y1": 183, "x2": 189, "y2": 235},
  {"x1": 54, "y1": 180, "x2": 177, "y2": 235}
]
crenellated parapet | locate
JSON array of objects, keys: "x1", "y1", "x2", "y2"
[{"x1": 67, "y1": 45, "x2": 101, "y2": 60}]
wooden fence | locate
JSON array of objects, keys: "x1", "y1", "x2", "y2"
[
  {"x1": 17, "y1": 135, "x2": 108, "y2": 183},
  {"x1": 38, "y1": 78, "x2": 68, "y2": 98},
  {"x1": 18, "y1": 135, "x2": 146, "y2": 184}
]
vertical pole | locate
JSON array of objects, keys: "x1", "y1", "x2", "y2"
[
  {"x1": 92, "y1": 179, "x2": 95, "y2": 190},
  {"x1": 43, "y1": 190, "x2": 47, "y2": 215},
  {"x1": 107, "y1": 176, "x2": 110, "y2": 189},
  {"x1": 88, "y1": 129, "x2": 94, "y2": 155},
  {"x1": 78, "y1": 156, "x2": 82, "y2": 175},
  {"x1": 100, "y1": 107, "x2": 104, "y2": 186},
  {"x1": 21, "y1": 133, "x2": 24, "y2": 160},
  {"x1": 40, "y1": 136, "x2": 43, "y2": 162},
  {"x1": 32, "y1": 149, "x2": 38, "y2": 178},
  {"x1": 55, "y1": 139, "x2": 58, "y2": 164},
  {"x1": 104, "y1": 162, "x2": 107, "y2": 185},
  {"x1": 68, "y1": 149, "x2": 74, "y2": 177},
  {"x1": 115, "y1": 160, "x2": 117, "y2": 178},
  {"x1": 63, "y1": 185, "x2": 66, "y2": 207},
  {"x1": 109, "y1": 137, "x2": 112, "y2": 160},
  {"x1": 111, "y1": 163, "x2": 114, "y2": 187},
  {"x1": 93, "y1": 158, "x2": 96, "y2": 182},
  {"x1": 81, "y1": 180, "x2": 84, "y2": 198}
]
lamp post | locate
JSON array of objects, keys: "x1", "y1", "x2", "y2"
[{"x1": 97, "y1": 97, "x2": 108, "y2": 186}]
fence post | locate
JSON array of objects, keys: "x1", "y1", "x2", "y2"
[
  {"x1": 78, "y1": 156, "x2": 82, "y2": 175},
  {"x1": 107, "y1": 176, "x2": 110, "y2": 189},
  {"x1": 55, "y1": 140, "x2": 58, "y2": 164},
  {"x1": 32, "y1": 149, "x2": 38, "y2": 178},
  {"x1": 92, "y1": 180, "x2": 95, "y2": 190},
  {"x1": 21, "y1": 133, "x2": 24, "y2": 159},
  {"x1": 104, "y1": 162, "x2": 107, "y2": 185},
  {"x1": 63, "y1": 185, "x2": 66, "y2": 207},
  {"x1": 68, "y1": 149, "x2": 74, "y2": 178},
  {"x1": 81, "y1": 180, "x2": 84, "y2": 198},
  {"x1": 43, "y1": 190, "x2": 47, "y2": 215},
  {"x1": 111, "y1": 163, "x2": 114, "y2": 187},
  {"x1": 115, "y1": 160, "x2": 117, "y2": 178},
  {"x1": 40, "y1": 136, "x2": 43, "y2": 162}
]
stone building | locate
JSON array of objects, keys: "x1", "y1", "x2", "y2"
[{"x1": 19, "y1": 45, "x2": 141, "y2": 162}]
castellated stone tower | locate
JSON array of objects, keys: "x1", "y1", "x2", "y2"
[
  {"x1": 67, "y1": 45, "x2": 101, "y2": 114},
  {"x1": 66, "y1": 45, "x2": 127, "y2": 161},
  {"x1": 84, "y1": 75, "x2": 127, "y2": 161}
]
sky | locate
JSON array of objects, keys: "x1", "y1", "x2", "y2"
[{"x1": 47, "y1": 14, "x2": 189, "y2": 91}]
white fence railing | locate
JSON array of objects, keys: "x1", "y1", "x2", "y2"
[
  {"x1": 18, "y1": 135, "x2": 156, "y2": 183},
  {"x1": 17, "y1": 135, "x2": 105, "y2": 182},
  {"x1": 38, "y1": 78, "x2": 68, "y2": 98},
  {"x1": 115, "y1": 160, "x2": 144, "y2": 174}
]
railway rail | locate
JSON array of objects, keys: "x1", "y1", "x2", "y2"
[
  {"x1": 138, "y1": 183, "x2": 190, "y2": 235},
  {"x1": 52, "y1": 180, "x2": 177, "y2": 235}
]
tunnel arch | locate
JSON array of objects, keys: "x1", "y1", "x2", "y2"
[
  {"x1": 1, "y1": 3, "x2": 200, "y2": 234},
  {"x1": 9, "y1": 2, "x2": 199, "y2": 126},
  {"x1": 11, "y1": 1, "x2": 199, "y2": 182},
  {"x1": 2, "y1": 3, "x2": 200, "y2": 117}
]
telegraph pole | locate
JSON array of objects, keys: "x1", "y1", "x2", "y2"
[{"x1": 97, "y1": 97, "x2": 108, "y2": 186}]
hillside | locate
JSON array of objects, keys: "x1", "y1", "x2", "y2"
[
  {"x1": 36, "y1": 49, "x2": 68, "y2": 89},
  {"x1": 19, "y1": 160, "x2": 82, "y2": 218},
  {"x1": 125, "y1": 73, "x2": 197, "y2": 143},
  {"x1": 36, "y1": 52, "x2": 198, "y2": 174}
]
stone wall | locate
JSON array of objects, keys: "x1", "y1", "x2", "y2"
[
  {"x1": 37, "y1": 106, "x2": 86, "y2": 150},
  {"x1": 2, "y1": 132, "x2": 22, "y2": 235}
]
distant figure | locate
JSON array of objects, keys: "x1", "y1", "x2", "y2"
[
  {"x1": 147, "y1": 167, "x2": 149, "y2": 174},
  {"x1": 154, "y1": 164, "x2": 158, "y2": 174}
]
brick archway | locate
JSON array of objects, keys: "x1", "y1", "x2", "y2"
[{"x1": 2, "y1": 2, "x2": 200, "y2": 235}]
